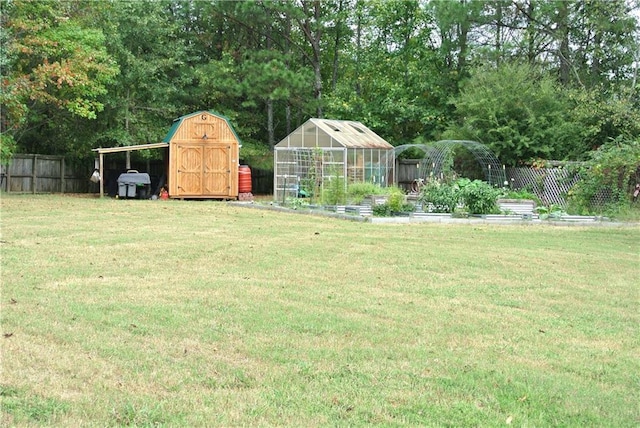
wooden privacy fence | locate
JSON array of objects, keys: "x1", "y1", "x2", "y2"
[
  {"x1": 396, "y1": 159, "x2": 421, "y2": 190},
  {"x1": 0, "y1": 154, "x2": 274, "y2": 196},
  {"x1": 1, "y1": 154, "x2": 93, "y2": 194},
  {"x1": 250, "y1": 167, "x2": 274, "y2": 195}
]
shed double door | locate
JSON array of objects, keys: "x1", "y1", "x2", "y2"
[{"x1": 173, "y1": 143, "x2": 238, "y2": 197}]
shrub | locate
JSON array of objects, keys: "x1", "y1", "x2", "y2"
[
  {"x1": 535, "y1": 204, "x2": 566, "y2": 219},
  {"x1": 369, "y1": 186, "x2": 409, "y2": 216},
  {"x1": 285, "y1": 197, "x2": 308, "y2": 210},
  {"x1": 567, "y1": 138, "x2": 640, "y2": 215},
  {"x1": 1, "y1": 134, "x2": 17, "y2": 166},
  {"x1": 385, "y1": 186, "x2": 406, "y2": 212},
  {"x1": 322, "y1": 176, "x2": 347, "y2": 205},
  {"x1": 347, "y1": 182, "x2": 386, "y2": 204},
  {"x1": 458, "y1": 179, "x2": 500, "y2": 214},
  {"x1": 418, "y1": 180, "x2": 459, "y2": 213},
  {"x1": 372, "y1": 203, "x2": 392, "y2": 217},
  {"x1": 500, "y1": 188, "x2": 541, "y2": 204},
  {"x1": 419, "y1": 178, "x2": 501, "y2": 214}
]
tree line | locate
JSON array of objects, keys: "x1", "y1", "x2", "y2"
[{"x1": 1, "y1": 0, "x2": 639, "y2": 168}]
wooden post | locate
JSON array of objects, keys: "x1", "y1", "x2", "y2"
[
  {"x1": 126, "y1": 151, "x2": 131, "y2": 170},
  {"x1": 99, "y1": 152, "x2": 104, "y2": 198},
  {"x1": 6, "y1": 161, "x2": 11, "y2": 193},
  {"x1": 61, "y1": 157, "x2": 66, "y2": 194},
  {"x1": 32, "y1": 154, "x2": 37, "y2": 194}
]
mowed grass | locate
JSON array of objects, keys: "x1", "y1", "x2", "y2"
[{"x1": 1, "y1": 194, "x2": 638, "y2": 427}]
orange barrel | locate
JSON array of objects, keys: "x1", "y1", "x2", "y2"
[{"x1": 238, "y1": 165, "x2": 252, "y2": 193}]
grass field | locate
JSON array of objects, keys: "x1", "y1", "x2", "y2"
[{"x1": 1, "y1": 194, "x2": 638, "y2": 427}]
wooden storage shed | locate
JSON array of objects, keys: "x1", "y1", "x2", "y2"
[
  {"x1": 92, "y1": 110, "x2": 241, "y2": 199},
  {"x1": 164, "y1": 111, "x2": 241, "y2": 199}
]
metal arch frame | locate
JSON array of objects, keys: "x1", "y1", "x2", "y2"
[{"x1": 394, "y1": 140, "x2": 506, "y2": 187}]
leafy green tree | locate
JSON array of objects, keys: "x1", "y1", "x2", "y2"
[
  {"x1": 191, "y1": 0, "x2": 314, "y2": 151},
  {"x1": 91, "y1": 0, "x2": 189, "y2": 149},
  {"x1": 444, "y1": 63, "x2": 580, "y2": 165},
  {"x1": 569, "y1": 0, "x2": 638, "y2": 90},
  {"x1": 326, "y1": 0, "x2": 451, "y2": 143},
  {"x1": 562, "y1": 88, "x2": 640, "y2": 159},
  {"x1": 1, "y1": 0, "x2": 118, "y2": 159},
  {"x1": 428, "y1": 0, "x2": 484, "y2": 78}
]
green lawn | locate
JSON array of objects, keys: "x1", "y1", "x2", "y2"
[{"x1": 1, "y1": 194, "x2": 638, "y2": 427}]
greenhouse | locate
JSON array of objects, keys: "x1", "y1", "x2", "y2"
[{"x1": 274, "y1": 119, "x2": 395, "y2": 202}]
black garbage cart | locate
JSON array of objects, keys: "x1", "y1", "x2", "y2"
[{"x1": 117, "y1": 171, "x2": 151, "y2": 199}]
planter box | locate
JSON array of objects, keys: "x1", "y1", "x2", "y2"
[
  {"x1": 324, "y1": 205, "x2": 346, "y2": 214},
  {"x1": 412, "y1": 212, "x2": 451, "y2": 219},
  {"x1": 497, "y1": 199, "x2": 536, "y2": 215},
  {"x1": 483, "y1": 214, "x2": 528, "y2": 221},
  {"x1": 362, "y1": 195, "x2": 389, "y2": 206},
  {"x1": 345, "y1": 205, "x2": 372, "y2": 216}
]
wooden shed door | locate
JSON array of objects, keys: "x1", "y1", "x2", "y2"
[
  {"x1": 176, "y1": 145, "x2": 203, "y2": 195},
  {"x1": 175, "y1": 144, "x2": 235, "y2": 197},
  {"x1": 203, "y1": 145, "x2": 232, "y2": 195}
]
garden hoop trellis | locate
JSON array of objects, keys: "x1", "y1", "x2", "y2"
[{"x1": 395, "y1": 140, "x2": 506, "y2": 187}]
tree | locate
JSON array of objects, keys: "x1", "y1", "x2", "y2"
[
  {"x1": 294, "y1": 0, "x2": 324, "y2": 117},
  {"x1": 569, "y1": 0, "x2": 638, "y2": 90},
  {"x1": 91, "y1": 0, "x2": 189, "y2": 149},
  {"x1": 444, "y1": 63, "x2": 577, "y2": 165},
  {"x1": 326, "y1": 0, "x2": 451, "y2": 143},
  {"x1": 190, "y1": 0, "x2": 313, "y2": 151},
  {"x1": 1, "y1": 0, "x2": 118, "y2": 159}
]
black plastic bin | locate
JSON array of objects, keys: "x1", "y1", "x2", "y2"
[{"x1": 117, "y1": 172, "x2": 151, "y2": 199}]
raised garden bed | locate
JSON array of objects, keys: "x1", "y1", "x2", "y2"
[{"x1": 497, "y1": 199, "x2": 536, "y2": 215}]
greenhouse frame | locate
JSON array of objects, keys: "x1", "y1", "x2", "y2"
[{"x1": 274, "y1": 119, "x2": 395, "y2": 202}]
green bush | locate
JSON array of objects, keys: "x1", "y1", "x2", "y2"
[
  {"x1": 285, "y1": 197, "x2": 309, "y2": 210},
  {"x1": 566, "y1": 138, "x2": 640, "y2": 215},
  {"x1": 347, "y1": 182, "x2": 386, "y2": 204},
  {"x1": 1, "y1": 134, "x2": 17, "y2": 166},
  {"x1": 321, "y1": 176, "x2": 347, "y2": 205},
  {"x1": 419, "y1": 178, "x2": 503, "y2": 214},
  {"x1": 500, "y1": 188, "x2": 541, "y2": 205},
  {"x1": 369, "y1": 186, "x2": 409, "y2": 216},
  {"x1": 372, "y1": 203, "x2": 392, "y2": 217},
  {"x1": 535, "y1": 204, "x2": 566, "y2": 219},
  {"x1": 458, "y1": 179, "x2": 500, "y2": 214},
  {"x1": 418, "y1": 180, "x2": 459, "y2": 213},
  {"x1": 401, "y1": 202, "x2": 416, "y2": 213},
  {"x1": 386, "y1": 186, "x2": 406, "y2": 212},
  {"x1": 238, "y1": 140, "x2": 273, "y2": 170}
]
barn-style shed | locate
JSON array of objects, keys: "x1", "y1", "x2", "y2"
[
  {"x1": 92, "y1": 111, "x2": 242, "y2": 199},
  {"x1": 164, "y1": 111, "x2": 241, "y2": 199},
  {"x1": 274, "y1": 118, "x2": 395, "y2": 201}
]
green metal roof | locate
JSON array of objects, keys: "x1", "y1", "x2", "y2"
[{"x1": 162, "y1": 110, "x2": 242, "y2": 144}]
